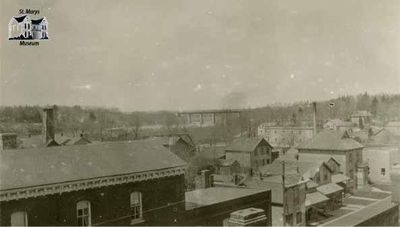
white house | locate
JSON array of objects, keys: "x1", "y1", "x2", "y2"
[
  {"x1": 8, "y1": 15, "x2": 48, "y2": 40},
  {"x1": 32, "y1": 17, "x2": 48, "y2": 39}
]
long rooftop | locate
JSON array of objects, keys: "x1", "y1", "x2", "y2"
[{"x1": 0, "y1": 140, "x2": 187, "y2": 191}]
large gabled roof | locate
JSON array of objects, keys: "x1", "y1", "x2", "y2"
[
  {"x1": 31, "y1": 17, "x2": 45, "y2": 25},
  {"x1": 297, "y1": 130, "x2": 363, "y2": 151},
  {"x1": 12, "y1": 15, "x2": 29, "y2": 23},
  {"x1": 225, "y1": 137, "x2": 272, "y2": 152},
  {"x1": 0, "y1": 140, "x2": 186, "y2": 191}
]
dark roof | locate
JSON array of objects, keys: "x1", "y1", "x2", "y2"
[
  {"x1": 31, "y1": 18, "x2": 44, "y2": 24},
  {"x1": 185, "y1": 187, "x2": 268, "y2": 210},
  {"x1": 13, "y1": 15, "x2": 27, "y2": 23},
  {"x1": 297, "y1": 130, "x2": 363, "y2": 151},
  {"x1": 0, "y1": 140, "x2": 186, "y2": 191},
  {"x1": 225, "y1": 137, "x2": 271, "y2": 152}
]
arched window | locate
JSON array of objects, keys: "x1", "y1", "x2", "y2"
[
  {"x1": 130, "y1": 192, "x2": 142, "y2": 222},
  {"x1": 77, "y1": 200, "x2": 91, "y2": 226},
  {"x1": 11, "y1": 211, "x2": 28, "y2": 227}
]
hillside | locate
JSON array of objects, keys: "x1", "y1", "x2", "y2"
[{"x1": 1, "y1": 93, "x2": 399, "y2": 143}]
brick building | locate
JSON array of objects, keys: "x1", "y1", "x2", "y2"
[{"x1": 0, "y1": 140, "x2": 187, "y2": 226}]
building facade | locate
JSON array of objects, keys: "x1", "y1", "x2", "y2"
[
  {"x1": 257, "y1": 125, "x2": 314, "y2": 153},
  {"x1": 0, "y1": 141, "x2": 187, "y2": 226},
  {"x1": 8, "y1": 15, "x2": 48, "y2": 40},
  {"x1": 297, "y1": 130, "x2": 364, "y2": 190},
  {"x1": 225, "y1": 137, "x2": 273, "y2": 174}
]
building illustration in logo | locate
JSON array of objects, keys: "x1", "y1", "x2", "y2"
[{"x1": 8, "y1": 15, "x2": 48, "y2": 40}]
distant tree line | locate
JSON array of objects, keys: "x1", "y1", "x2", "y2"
[{"x1": 1, "y1": 93, "x2": 399, "y2": 140}]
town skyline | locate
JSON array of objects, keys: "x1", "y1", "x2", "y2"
[{"x1": 2, "y1": 0, "x2": 400, "y2": 111}]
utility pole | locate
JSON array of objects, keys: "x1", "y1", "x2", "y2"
[{"x1": 282, "y1": 161, "x2": 286, "y2": 227}]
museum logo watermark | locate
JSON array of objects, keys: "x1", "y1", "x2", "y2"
[{"x1": 8, "y1": 9, "x2": 48, "y2": 46}]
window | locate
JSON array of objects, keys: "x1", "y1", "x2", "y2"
[
  {"x1": 381, "y1": 168, "x2": 386, "y2": 176},
  {"x1": 296, "y1": 212, "x2": 302, "y2": 224},
  {"x1": 77, "y1": 200, "x2": 91, "y2": 226},
  {"x1": 11, "y1": 211, "x2": 28, "y2": 227},
  {"x1": 130, "y1": 192, "x2": 142, "y2": 222},
  {"x1": 267, "y1": 159, "x2": 270, "y2": 164},
  {"x1": 324, "y1": 173, "x2": 328, "y2": 181}
]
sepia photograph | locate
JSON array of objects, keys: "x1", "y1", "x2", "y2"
[{"x1": 1, "y1": 0, "x2": 400, "y2": 226}]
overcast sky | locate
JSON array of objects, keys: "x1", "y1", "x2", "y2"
[{"x1": 1, "y1": 0, "x2": 399, "y2": 111}]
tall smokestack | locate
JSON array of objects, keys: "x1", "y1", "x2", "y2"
[
  {"x1": 43, "y1": 106, "x2": 56, "y2": 144},
  {"x1": 312, "y1": 102, "x2": 317, "y2": 136}
]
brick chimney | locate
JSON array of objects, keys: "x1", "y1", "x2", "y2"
[
  {"x1": 42, "y1": 106, "x2": 56, "y2": 145},
  {"x1": 195, "y1": 169, "x2": 213, "y2": 189}
]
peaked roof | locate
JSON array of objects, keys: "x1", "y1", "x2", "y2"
[
  {"x1": 31, "y1": 18, "x2": 44, "y2": 24},
  {"x1": 297, "y1": 130, "x2": 364, "y2": 151},
  {"x1": 0, "y1": 140, "x2": 186, "y2": 191},
  {"x1": 225, "y1": 137, "x2": 271, "y2": 152},
  {"x1": 13, "y1": 15, "x2": 28, "y2": 23}
]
